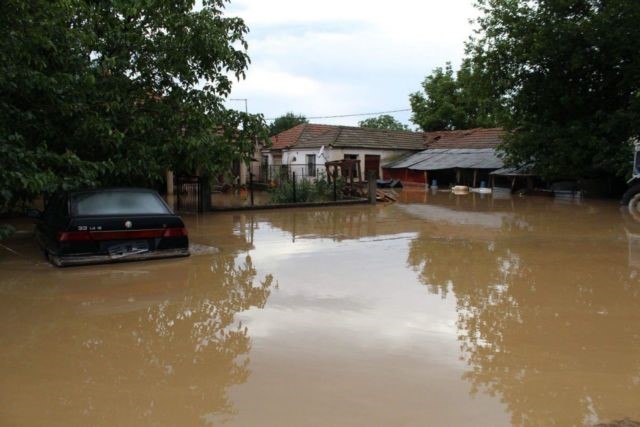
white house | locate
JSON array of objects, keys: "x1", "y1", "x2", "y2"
[{"x1": 262, "y1": 124, "x2": 426, "y2": 182}]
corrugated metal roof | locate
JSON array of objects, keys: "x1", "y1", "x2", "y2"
[
  {"x1": 490, "y1": 165, "x2": 536, "y2": 176},
  {"x1": 384, "y1": 148, "x2": 503, "y2": 171}
]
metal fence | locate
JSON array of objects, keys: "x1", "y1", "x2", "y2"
[
  {"x1": 175, "y1": 176, "x2": 207, "y2": 213},
  {"x1": 174, "y1": 164, "x2": 369, "y2": 211},
  {"x1": 259, "y1": 165, "x2": 328, "y2": 183}
]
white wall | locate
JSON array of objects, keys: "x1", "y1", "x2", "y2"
[{"x1": 283, "y1": 147, "x2": 413, "y2": 178}]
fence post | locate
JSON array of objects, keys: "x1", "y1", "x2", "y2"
[
  {"x1": 198, "y1": 176, "x2": 210, "y2": 213},
  {"x1": 249, "y1": 171, "x2": 254, "y2": 207},
  {"x1": 333, "y1": 168, "x2": 337, "y2": 201},
  {"x1": 292, "y1": 172, "x2": 296, "y2": 203},
  {"x1": 368, "y1": 171, "x2": 377, "y2": 204},
  {"x1": 176, "y1": 177, "x2": 181, "y2": 211},
  {"x1": 198, "y1": 177, "x2": 204, "y2": 213}
]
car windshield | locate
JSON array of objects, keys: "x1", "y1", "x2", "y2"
[{"x1": 71, "y1": 191, "x2": 170, "y2": 216}]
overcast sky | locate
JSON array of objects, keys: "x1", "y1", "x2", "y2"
[{"x1": 224, "y1": 0, "x2": 478, "y2": 128}]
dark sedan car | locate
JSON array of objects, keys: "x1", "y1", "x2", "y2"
[{"x1": 32, "y1": 188, "x2": 189, "y2": 267}]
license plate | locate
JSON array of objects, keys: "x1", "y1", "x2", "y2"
[{"x1": 107, "y1": 240, "x2": 149, "y2": 258}]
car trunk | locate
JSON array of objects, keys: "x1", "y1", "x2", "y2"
[{"x1": 57, "y1": 215, "x2": 188, "y2": 257}]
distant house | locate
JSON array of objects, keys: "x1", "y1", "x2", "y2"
[
  {"x1": 263, "y1": 124, "x2": 426, "y2": 181},
  {"x1": 383, "y1": 128, "x2": 506, "y2": 187}
]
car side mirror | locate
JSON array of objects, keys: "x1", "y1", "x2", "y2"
[{"x1": 25, "y1": 208, "x2": 42, "y2": 219}]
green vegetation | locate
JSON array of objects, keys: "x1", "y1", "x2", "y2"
[
  {"x1": 0, "y1": 225, "x2": 15, "y2": 240},
  {"x1": 268, "y1": 112, "x2": 308, "y2": 136},
  {"x1": 0, "y1": 0, "x2": 267, "y2": 222},
  {"x1": 269, "y1": 178, "x2": 344, "y2": 204},
  {"x1": 410, "y1": 0, "x2": 640, "y2": 180},
  {"x1": 359, "y1": 115, "x2": 410, "y2": 131},
  {"x1": 410, "y1": 61, "x2": 503, "y2": 132},
  {"x1": 473, "y1": 0, "x2": 640, "y2": 180}
]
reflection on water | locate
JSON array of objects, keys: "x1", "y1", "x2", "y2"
[
  {"x1": 0, "y1": 231, "x2": 272, "y2": 425},
  {"x1": 1, "y1": 192, "x2": 640, "y2": 426},
  {"x1": 259, "y1": 193, "x2": 640, "y2": 426},
  {"x1": 406, "y1": 195, "x2": 640, "y2": 427}
]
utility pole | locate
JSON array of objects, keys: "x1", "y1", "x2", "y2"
[
  {"x1": 229, "y1": 98, "x2": 248, "y2": 114},
  {"x1": 228, "y1": 98, "x2": 251, "y2": 185}
]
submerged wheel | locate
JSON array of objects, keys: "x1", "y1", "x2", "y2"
[{"x1": 622, "y1": 184, "x2": 640, "y2": 221}]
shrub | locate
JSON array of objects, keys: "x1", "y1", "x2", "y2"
[{"x1": 269, "y1": 177, "x2": 345, "y2": 204}]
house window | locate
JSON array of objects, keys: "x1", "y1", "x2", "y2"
[{"x1": 307, "y1": 154, "x2": 316, "y2": 177}]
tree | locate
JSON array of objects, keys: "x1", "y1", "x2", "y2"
[
  {"x1": 409, "y1": 60, "x2": 503, "y2": 131},
  {"x1": 469, "y1": 0, "x2": 640, "y2": 180},
  {"x1": 0, "y1": 0, "x2": 267, "y2": 218},
  {"x1": 358, "y1": 115, "x2": 410, "y2": 131},
  {"x1": 268, "y1": 112, "x2": 308, "y2": 136}
]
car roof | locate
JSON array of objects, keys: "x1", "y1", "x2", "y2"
[{"x1": 67, "y1": 188, "x2": 160, "y2": 196}]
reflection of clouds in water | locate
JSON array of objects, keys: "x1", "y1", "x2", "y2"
[
  {"x1": 398, "y1": 204, "x2": 517, "y2": 229},
  {"x1": 497, "y1": 251, "x2": 520, "y2": 282},
  {"x1": 407, "y1": 218, "x2": 640, "y2": 426},
  {"x1": 242, "y1": 231, "x2": 461, "y2": 368}
]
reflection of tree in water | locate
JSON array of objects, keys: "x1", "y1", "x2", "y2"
[
  {"x1": 407, "y1": 237, "x2": 505, "y2": 299},
  {"x1": 261, "y1": 207, "x2": 383, "y2": 241},
  {"x1": 131, "y1": 254, "x2": 273, "y2": 422},
  {"x1": 0, "y1": 254, "x2": 273, "y2": 425},
  {"x1": 408, "y1": 227, "x2": 640, "y2": 426}
]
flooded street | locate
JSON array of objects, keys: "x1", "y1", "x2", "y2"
[{"x1": 1, "y1": 190, "x2": 639, "y2": 426}]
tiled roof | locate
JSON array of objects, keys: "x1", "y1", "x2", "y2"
[
  {"x1": 269, "y1": 124, "x2": 505, "y2": 152},
  {"x1": 269, "y1": 124, "x2": 426, "y2": 151},
  {"x1": 270, "y1": 124, "x2": 306, "y2": 149},
  {"x1": 425, "y1": 128, "x2": 505, "y2": 149}
]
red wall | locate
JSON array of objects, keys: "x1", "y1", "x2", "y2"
[{"x1": 382, "y1": 168, "x2": 427, "y2": 184}]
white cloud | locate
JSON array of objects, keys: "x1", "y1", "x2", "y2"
[
  {"x1": 225, "y1": 0, "x2": 478, "y2": 126},
  {"x1": 227, "y1": 65, "x2": 368, "y2": 125},
  {"x1": 234, "y1": 67, "x2": 324, "y2": 98}
]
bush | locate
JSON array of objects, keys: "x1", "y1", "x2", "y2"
[
  {"x1": 269, "y1": 177, "x2": 344, "y2": 204},
  {"x1": 0, "y1": 224, "x2": 15, "y2": 241}
]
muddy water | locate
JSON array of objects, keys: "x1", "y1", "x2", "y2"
[{"x1": 1, "y1": 190, "x2": 640, "y2": 426}]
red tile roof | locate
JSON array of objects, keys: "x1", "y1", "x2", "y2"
[
  {"x1": 269, "y1": 124, "x2": 426, "y2": 151},
  {"x1": 271, "y1": 124, "x2": 312, "y2": 149},
  {"x1": 424, "y1": 128, "x2": 505, "y2": 149},
  {"x1": 268, "y1": 124, "x2": 505, "y2": 152}
]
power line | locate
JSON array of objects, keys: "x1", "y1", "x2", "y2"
[{"x1": 265, "y1": 108, "x2": 411, "y2": 121}]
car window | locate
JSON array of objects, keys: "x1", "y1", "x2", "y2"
[{"x1": 71, "y1": 191, "x2": 170, "y2": 216}]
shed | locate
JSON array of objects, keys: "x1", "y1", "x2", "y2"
[
  {"x1": 382, "y1": 128, "x2": 506, "y2": 187},
  {"x1": 490, "y1": 165, "x2": 537, "y2": 191}
]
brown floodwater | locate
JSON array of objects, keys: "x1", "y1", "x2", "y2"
[{"x1": 1, "y1": 190, "x2": 640, "y2": 426}]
